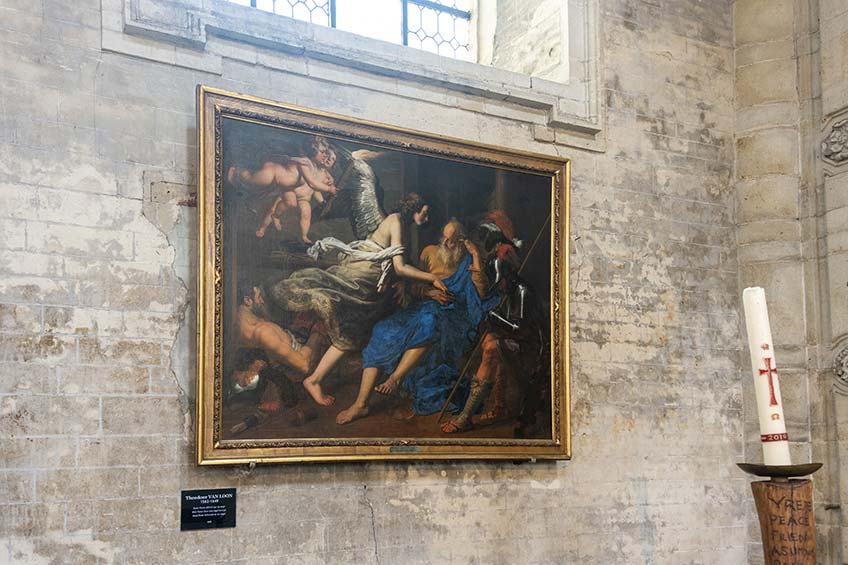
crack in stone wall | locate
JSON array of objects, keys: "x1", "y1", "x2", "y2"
[{"x1": 361, "y1": 484, "x2": 380, "y2": 565}]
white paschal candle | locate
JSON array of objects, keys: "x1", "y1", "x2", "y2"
[{"x1": 742, "y1": 287, "x2": 791, "y2": 466}]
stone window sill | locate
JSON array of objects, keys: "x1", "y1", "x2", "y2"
[{"x1": 102, "y1": 0, "x2": 603, "y2": 149}]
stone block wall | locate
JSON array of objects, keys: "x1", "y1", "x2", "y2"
[
  {"x1": 733, "y1": 0, "x2": 848, "y2": 561},
  {"x1": 733, "y1": 0, "x2": 807, "y2": 460},
  {"x1": 490, "y1": 0, "x2": 567, "y2": 82},
  {"x1": 0, "y1": 0, "x2": 752, "y2": 562}
]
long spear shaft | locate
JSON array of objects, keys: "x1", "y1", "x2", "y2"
[{"x1": 435, "y1": 211, "x2": 552, "y2": 423}]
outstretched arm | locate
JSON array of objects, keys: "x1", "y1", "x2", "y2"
[
  {"x1": 296, "y1": 160, "x2": 337, "y2": 194},
  {"x1": 387, "y1": 216, "x2": 448, "y2": 292},
  {"x1": 410, "y1": 247, "x2": 452, "y2": 304}
]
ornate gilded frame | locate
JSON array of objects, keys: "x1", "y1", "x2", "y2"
[{"x1": 196, "y1": 86, "x2": 571, "y2": 464}]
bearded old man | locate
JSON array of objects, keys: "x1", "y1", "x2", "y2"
[
  {"x1": 336, "y1": 219, "x2": 498, "y2": 425},
  {"x1": 269, "y1": 192, "x2": 447, "y2": 407}
]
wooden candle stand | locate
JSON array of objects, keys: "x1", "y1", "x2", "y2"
[{"x1": 737, "y1": 463, "x2": 823, "y2": 565}]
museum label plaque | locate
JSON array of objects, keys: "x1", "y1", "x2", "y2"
[{"x1": 180, "y1": 488, "x2": 236, "y2": 531}]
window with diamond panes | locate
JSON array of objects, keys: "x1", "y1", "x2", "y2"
[
  {"x1": 227, "y1": 0, "x2": 332, "y2": 26},
  {"x1": 405, "y1": 0, "x2": 471, "y2": 60},
  {"x1": 227, "y1": 0, "x2": 472, "y2": 61}
]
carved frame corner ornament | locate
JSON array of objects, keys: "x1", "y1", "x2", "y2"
[{"x1": 834, "y1": 344, "x2": 848, "y2": 395}]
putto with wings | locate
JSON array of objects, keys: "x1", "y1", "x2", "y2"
[
  {"x1": 228, "y1": 136, "x2": 384, "y2": 245},
  {"x1": 254, "y1": 137, "x2": 446, "y2": 407}
]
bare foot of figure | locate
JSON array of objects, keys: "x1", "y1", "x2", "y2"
[
  {"x1": 255, "y1": 226, "x2": 267, "y2": 238},
  {"x1": 301, "y1": 235, "x2": 313, "y2": 245},
  {"x1": 302, "y1": 376, "x2": 335, "y2": 406},
  {"x1": 336, "y1": 403, "x2": 369, "y2": 425},
  {"x1": 374, "y1": 375, "x2": 401, "y2": 396},
  {"x1": 273, "y1": 217, "x2": 282, "y2": 231}
]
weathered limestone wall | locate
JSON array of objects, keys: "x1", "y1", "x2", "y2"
[
  {"x1": 0, "y1": 0, "x2": 745, "y2": 562},
  {"x1": 489, "y1": 0, "x2": 568, "y2": 82}
]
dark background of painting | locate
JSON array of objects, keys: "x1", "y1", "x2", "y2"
[{"x1": 219, "y1": 117, "x2": 552, "y2": 440}]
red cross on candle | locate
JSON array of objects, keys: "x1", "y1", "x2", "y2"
[{"x1": 759, "y1": 357, "x2": 779, "y2": 406}]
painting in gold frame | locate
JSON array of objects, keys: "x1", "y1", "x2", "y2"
[{"x1": 196, "y1": 86, "x2": 570, "y2": 464}]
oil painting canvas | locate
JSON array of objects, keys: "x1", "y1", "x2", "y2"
[{"x1": 196, "y1": 86, "x2": 570, "y2": 463}]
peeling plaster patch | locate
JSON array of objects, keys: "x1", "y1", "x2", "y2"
[
  {"x1": 0, "y1": 159, "x2": 119, "y2": 196},
  {"x1": 63, "y1": 164, "x2": 120, "y2": 195},
  {"x1": 385, "y1": 494, "x2": 450, "y2": 538},
  {"x1": 571, "y1": 397, "x2": 593, "y2": 427},
  {"x1": 636, "y1": 480, "x2": 657, "y2": 563},
  {"x1": 1, "y1": 334, "x2": 67, "y2": 363},
  {"x1": 611, "y1": 414, "x2": 636, "y2": 434},
  {"x1": 529, "y1": 479, "x2": 562, "y2": 490},
  {"x1": 144, "y1": 182, "x2": 186, "y2": 233},
  {"x1": 140, "y1": 172, "x2": 193, "y2": 410},
  {"x1": 5, "y1": 531, "x2": 118, "y2": 564},
  {"x1": 387, "y1": 498, "x2": 425, "y2": 513},
  {"x1": 183, "y1": 410, "x2": 193, "y2": 437},
  {"x1": 1, "y1": 397, "x2": 31, "y2": 431},
  {"x1": 660, "y1": 289, "x2": 677, "y2": 323},
  {"x1": 3, "y1": 538, "x2": 49, "y2": 565}
]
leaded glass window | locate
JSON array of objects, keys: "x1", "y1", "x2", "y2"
[
  {"x1": 227, "y1": 0, "x2": 332, "y2": 26},
  {"x1": 226, "y1": 0, "x2": 473, "y2": 61},
  {"x1": 406, "y1": 0, "x2": 471, "y2": 60}
]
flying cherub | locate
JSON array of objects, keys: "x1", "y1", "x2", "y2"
[{"x1": 227, "y1": 136, "x2": 338, "y2": 244}]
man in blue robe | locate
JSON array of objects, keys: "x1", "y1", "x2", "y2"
[{"x1": 336, "y1": 219, "x2": 498, "y2": 424}]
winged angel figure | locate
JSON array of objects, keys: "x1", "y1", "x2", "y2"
[{"x1": 269, "y1": 146, "x2": 449, "y2": 406}]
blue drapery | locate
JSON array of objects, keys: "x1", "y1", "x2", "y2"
[{"x1": 361, "y1": 253, "x2": 499, "y2": 414}]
